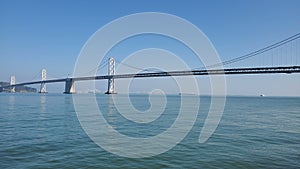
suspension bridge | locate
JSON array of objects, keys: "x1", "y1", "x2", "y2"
[{"x1": 1, "y1": 33, "x2": 300, "y2": 94}]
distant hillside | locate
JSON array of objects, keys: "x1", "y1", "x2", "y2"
[{"x1": 0, "y1": 82, "x2": 37, "y2": 93}]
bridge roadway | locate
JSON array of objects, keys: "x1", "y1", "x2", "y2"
[{"x1": 5, "y1": 66, "x2": 300, "y2": 87}]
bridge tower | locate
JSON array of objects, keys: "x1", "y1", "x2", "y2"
[
  {"x1": 39, "y1": 68, "x2": 47, "y2": 93},
  {"x1": 10, "y1": 76, "x2": 15, "y2": 93},
  {"x1": 105, "y1": 57, "x2": 116, "y2": 94},
  {"x1": 64, "y1": 78, "x2": 75, "y2": 94}
]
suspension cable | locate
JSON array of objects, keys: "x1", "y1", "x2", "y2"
[{"x1": 194, "y1": 33, "x2": 300, "y2": 70}]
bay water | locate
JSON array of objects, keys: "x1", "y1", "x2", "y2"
[{"x1": 0, "y1": 93, "x2": 299, "y2": 168}]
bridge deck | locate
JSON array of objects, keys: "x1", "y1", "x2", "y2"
[{"x1": 3, "y1": 66, "x2": 300, "y2": 88}]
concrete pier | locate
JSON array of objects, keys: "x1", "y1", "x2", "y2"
[{"x1": 64, "y1": 78, "x2": 75, "y2": 94}]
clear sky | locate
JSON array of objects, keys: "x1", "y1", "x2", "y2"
[{"x1": 1, "y1": 0, "x2": 300, "y2": 96}]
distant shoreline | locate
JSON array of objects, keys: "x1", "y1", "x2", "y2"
[
  {"x1": 0, "y1": 92, "x2": 299, "y2": 98},
  {"x1": 0, "y1": 81, "x2": 37, "y2": 93}
]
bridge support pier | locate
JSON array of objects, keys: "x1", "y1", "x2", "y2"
[
  {"x1": 39, "y1": 68, "x2": 47, "y2": 93},
  {"x1": 105, "y1": 57, "x2": 116, "y2": 94},
  {"x1": 10, "y1": 76, "x2": 15, "y2": 93},
  {"x1": 64, "y1": 78, "x2": 75, "y2": 94}
]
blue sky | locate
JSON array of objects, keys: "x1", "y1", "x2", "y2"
[{"x1": 1, "y1": 0, "x2": 300, "y2": 96}]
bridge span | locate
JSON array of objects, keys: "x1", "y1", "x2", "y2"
[
  {"x1": 2, "y1": 33, "x2": 300, "y2": 94},
  {"x1": 2, "y1": 65, "x2": 300, "y2": 94}
]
